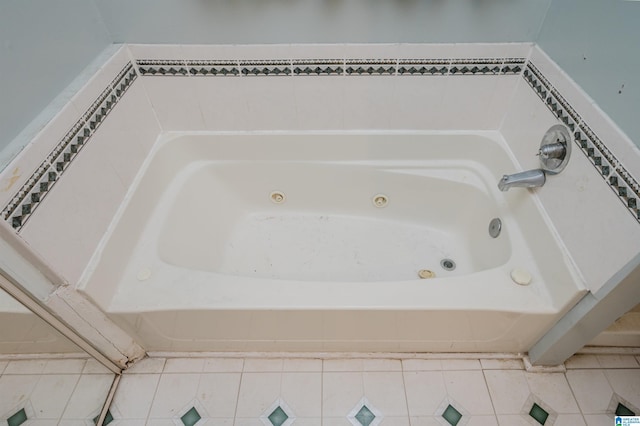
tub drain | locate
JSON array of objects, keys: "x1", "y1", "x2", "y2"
[{"x1": 440, "y1": 258, "x2": 456, "y2": 271}]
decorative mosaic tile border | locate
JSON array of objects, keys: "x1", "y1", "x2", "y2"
[
  {"x1": 137, "y1": 57, "x2": 526, "y2": 77},
  {"x1": 524, "y1": 63, "x2": 640, "y2": 223},
  {"x1": 2, "y1": 54, "x2": 639, "y2": 231},
  {"x1": 1, "y1": 62, "x2": 137, "y2": 231}
]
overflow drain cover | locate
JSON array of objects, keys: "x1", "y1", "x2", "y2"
[{"x1": 489, "y1": 218, "x2": 502, "y2": 238}]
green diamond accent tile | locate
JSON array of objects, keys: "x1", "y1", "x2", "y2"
[
  {"x1": 93, "y1": 409, "x2": 114, "y2": 425},
  {"x1": 442, "y1": 404, "x2": 462, "y2": 426},
  {"x1": 529, "y1": 403, "x2": 549, "y2": 425},
  {"x1": 355, "y1": 405, "x2": 376, "y2": 426},
  {"x1": 616, "y1": 402, "x2": 636, "y2": 416},
  {"x1": 7, "y1": 408, "x2": 27, "y2": 426},
  {"x1": 268, "y1": 406, "x2": 289, "y2": 426},
  {"x1": 181, "y1": 407, "x2": 201, "y2": 426}
]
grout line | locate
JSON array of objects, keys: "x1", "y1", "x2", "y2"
[
  {"x1": 57, "y1": 370, "x2": 84, "y2": 422},
  {"x1": 232, "y1": 361, "x2": 245, "y2": 426}
]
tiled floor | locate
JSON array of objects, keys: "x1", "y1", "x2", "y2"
[
  {"x1": 102, "y1": 354, "x2": 640, "y2": 426},
  {"x1": 0, "y1": 357, "x2": 115, "y2": 425}
]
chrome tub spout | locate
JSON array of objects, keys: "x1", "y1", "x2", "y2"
[{"x1": 498, "y1": 169, "x2": 546, "y2": 192}]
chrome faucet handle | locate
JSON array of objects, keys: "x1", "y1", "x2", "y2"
[{"x1": 539, "y1": 124, "x2": 571, "y2": 174}]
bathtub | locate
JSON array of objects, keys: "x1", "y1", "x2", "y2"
[{"x1": 80, "y1": 131, "x2": 586, "y2": 352}]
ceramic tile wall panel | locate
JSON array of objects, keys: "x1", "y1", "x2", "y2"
[
  {"x1": 132, "y1": 42, "x2": 533, "y2": 63},
  {"x1": 528, "y1": 46, "x2": 640, "y2": 183},
  {"x1": 136, "y1": 77, "x2": 205, "y2": 131},
  {"x1": 133, "y1": 43, "x2": 530, "y2": 133},
  {"x1": 0, "y1": 102, "x2": 82, "y2": 209},
  {"x1": 500, "y1": 74, "x2": 640, "y2": 294},
  {"x1": 19, "y1": 81, "x2": 160, "y2": 284},
  {"x1": 67, "y1": 46, "x2": 133, "y2": 119},
  {"x1": 0, "y1": 46, "x2": 131, "y2": 213},
  {"x1": 1, "y1": 47, "x2": 140, "y2": 234}
]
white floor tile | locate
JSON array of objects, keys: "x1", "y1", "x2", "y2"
[
  {"x1": 583, "y1": 414, "x2": 614, "y2": 426},
  {"x1": 235, "y1": 372, "x2": 282, "y2": 418},
  {"x1": 280, "y1": 372, "x2": 322, "y2": 418},
  {"x1": 322, "y1": 372, "x2": 364, "y2": 418},
  {"x1": 565, "y1": 370, "x2": 613, "y2": 414},
  {"x1": 243, "y1": 358, "x2": 283, "y2": 372},
  {"x1": 323, "y1": 359, "x2": 365, "y2": 372},
  {"x1": 603, "y1": 369, "x2": 640, "y2": 409},
  {"x1": 524, "y1": 372, "x2": 580, "y2": 413},
  {"x1": 112, "y1": 374, "x2": 160, "y2": 418},
  {"x1": 197, "y1": 373, "x2": 242, "y2": 418},
  {"x1": 362, "y1": 359, "x2": 402, "y2": 372},
  {"x1": 109, "y1": 420, "x2": 147, "y2": 426},
  {"x1": 201, "y1": 419, "x2": 234, "y2": 426},
  {"x1": 404, "y1": 371, "x2": 447, "y2": 417},
  {"x1": 30, "y1": 374, "x2": 80, "y2": 419},
  {"x1": 495, "y1": 414, "x2": 531, "y2": 426},
  {"x1": 163, "y1": 358, "x2": 206, "y2": 373},
  {"x1": 322, "y1": 417, "x2": 353, "y2": 426},
  {"x1": 0, "y1": 360, "x2": 8, "y2": 374},
  {"x1": 124, "y1": 357, "x2": 165, "y2": 374},
  {"x1": 484, "y1": 370, "x2": 531, "y2": 415},
  {"x1": 203, "y1": 358, "x2": 244, "y2": 373},
  {"x1": 0, "y1": 374, "x2": 40, "y2": 416},
  {"x1": 378, "y1": 416, "x2": 411, "y2": 425},
  {"x1": 61, "y1": 374, "x2": 114, "y2": 420},
  {"x1": 362, "y1": 371, "x2": 408, "y2": 417},
  {"x1": 148, "y1": 373, "x2": 200, "y2": 419},
  {"x1": 234, "y1": 418, "x2": 266, "y2": 426},
  {"x1": 466, "y1": 416, "x2": 500, "y2": 426},
  {"x1": 441, "y1": 359, "x2": 482, "y2": 370},
  {"x1": 290, "y1": 418, "x2": 322, "y2": 426},
  {"x1": 480, "y1": 359, "x2": 524, "y2": 370},
  {"x1": 596, "y1": 355, "x2": 640, "y2": 369},
  {"x1": 408, "y1": 417, "x2": 442, "y2": 426},
  {"x1": 282, "y1": 358, "x2": 322, "y2": 372},
  {"x1": 83, "y1": 359, "x2": 113, "y2": 374},
  {"x1": 42, "y1": 359, "x2": 87, "y2": 374},
  {"x1": 402, "y1": 359, "x2": 443, "y2": 371},
  {"x1": 443, "y1": 371, "x2": 494, "y2": 415},
  {"x1": 4, "y1": 359, "x2": 47, "y2": 374},
  {"x1": 555, "y1": 414, "x2": 587, "y2": 426},
  {"x1": 564, "y1": 355, "x2": 600, "y2": 369}
]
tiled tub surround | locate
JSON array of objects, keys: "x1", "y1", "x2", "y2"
[
  {"x1": 80, "y1": 132, "x2": 585, "y2": 352},
  {"x1": 105, "y1": 354, "x2": 640, "y2": 426},
  {"x1": 0, "y1": 43, "x2": 638, "y2": 353}
]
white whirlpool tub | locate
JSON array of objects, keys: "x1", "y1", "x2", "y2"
[{"x1": 80, "y1": 131, "x2": 586, "y2": 353}]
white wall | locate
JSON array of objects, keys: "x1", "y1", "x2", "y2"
[
  {"x1": 95, "y1": 0, "x2": 551, "y2": 44},
  {"x1": 0, "y1": 0, "x2": 111, "y2": 170},
  {"x1": 538, "y1": 0, "x2": 640, "y2": 149}
]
